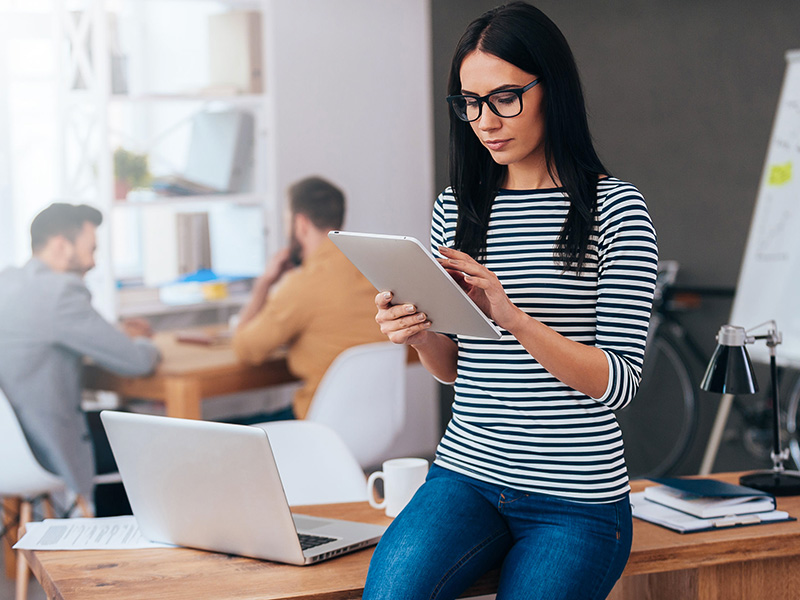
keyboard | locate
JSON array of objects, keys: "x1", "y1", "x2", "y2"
[{"x1": 298, "y1": 533, "x2": 337, "y2": 551}]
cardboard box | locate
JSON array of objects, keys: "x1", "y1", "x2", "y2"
[{"x1": 208, "y1": 11, "x2": 263, "y2": 94}]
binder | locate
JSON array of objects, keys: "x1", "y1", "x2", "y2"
[
  {"x1": 645, "y1": 477, "x2": 776, "y2": 519},
  {"x1": 631, "y1": 491, "x2": 794, "y2": 534}
]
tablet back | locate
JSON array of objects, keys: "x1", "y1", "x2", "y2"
[{"x1": 329, "y1": 231, "x2": 502, "y2": 339}]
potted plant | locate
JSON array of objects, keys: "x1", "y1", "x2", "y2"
[{"x1": 113, "y1": 147, "x2": 151, "y2": 200}]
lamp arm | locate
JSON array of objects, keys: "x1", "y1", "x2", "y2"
[
  {"x1": 744, "y1": 320, "x2": 787, "y2": 471},
  {"x1": 746, "y1": 320, "x2": 782, "y2": 347},
  {"x1": 768, "y1": 352, "x2": 791, "y2": 471},
  {"x1": 746, "y1": 319, "x2": 778, "y2": 335}
]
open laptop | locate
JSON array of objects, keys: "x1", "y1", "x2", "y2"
[{"x1": 100, "y1": 410, "x2": 386, "y2": 565}]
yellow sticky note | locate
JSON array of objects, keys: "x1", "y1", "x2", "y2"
[
  {"x1": 768, "y1": 162, "x2": 792, "y2": 186},
  {"x1": 202, "y1": 281, "x2": 229, "y2": 301}
]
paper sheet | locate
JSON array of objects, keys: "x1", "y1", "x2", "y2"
[
  {"x1": 13, "y1": 516, "x2": 175, "y2": 550},
  {"x1": 631, "y1": 492, "x2": 791, "y2": 533}
]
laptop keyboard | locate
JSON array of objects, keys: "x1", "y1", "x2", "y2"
[{"x1": 298, "y1": 533, "x2": 337, "y2": 551}]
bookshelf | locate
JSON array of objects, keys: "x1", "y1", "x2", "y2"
[
  {"x1": 57, "y1": 0, "x2": 434, "y2": 327},
  {"x1": 57, "y1": 0, "x2": 274, "y2": 323}
]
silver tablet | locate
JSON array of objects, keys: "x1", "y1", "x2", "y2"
[{"x1": 329, "y1": 231, "x2": 502, "y2": 339}]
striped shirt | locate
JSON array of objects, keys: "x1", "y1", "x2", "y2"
[{"x1": 431, "y1": 177, "x2": 658, "y2": 503}]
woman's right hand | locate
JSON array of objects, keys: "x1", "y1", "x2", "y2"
[{"x1": 375, "y1": 291, "x2": 432, "y2": 345}]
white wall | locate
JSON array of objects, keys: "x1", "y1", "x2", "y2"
[
  {"x1": 266, "y1": 0, "x2": 440, "y2": 459},
  {"x1": 270, "y1": 0, "x2": 435, "y2": 245}
]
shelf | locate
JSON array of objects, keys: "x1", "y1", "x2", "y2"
[
  {"x1": 117, "y1": 292, "x2": 250, "y2": 318},
  {"x1": 129, "y1": 0, "x2": 263, "y2": 7},
  {"x1": 108, "y1": 93, "x2": 268, "y2": 107},
  {"x1": 113, "y1": 193, "x2": 264, "y2": 208}
]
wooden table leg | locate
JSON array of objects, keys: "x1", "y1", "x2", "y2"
[
  {"x1": 2, "y1": 496, "x2": 21, "y2": 579},
  {"x1": 15, "y1": 501, "x2": 32, "y2": 599},
  {"x1": 164, "y1": 378, "x2": 203, "y2": 419}
]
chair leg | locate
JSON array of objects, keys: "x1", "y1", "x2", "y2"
[
  {"x1": 2, "y1": 496, "x2": 21, "y2": 579},
  {"x1": 41, "y1": 496, "x2": 55, "y2": 520},
  {"x1": 15, "y1": 500, "x2": 32, "y2": 600},
  {"x1": 76, "y1": 495, "x2": 93, "y2": 518}
]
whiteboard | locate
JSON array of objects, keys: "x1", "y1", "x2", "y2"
[{"x1": 730, "y1": 50, "x2": 800, "y2": 366}]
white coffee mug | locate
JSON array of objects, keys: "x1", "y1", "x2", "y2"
[{"x1": 367, "y1": 457, "x2": 429, "y2": 518}]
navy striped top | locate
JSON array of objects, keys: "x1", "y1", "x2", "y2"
[{"x1": 431, "y1": 177, "x2": 658, "y2": 503}]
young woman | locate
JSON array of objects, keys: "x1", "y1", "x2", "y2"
[{"x1": 363, "y1": 2, "x2": 658, "y2": 599}]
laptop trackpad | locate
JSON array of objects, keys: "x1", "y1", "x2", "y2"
[{"x1": 293, "y1": 514, "x2": 329, "y2": 531}]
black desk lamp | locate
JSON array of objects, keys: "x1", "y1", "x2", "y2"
[{"x1": 701, "y1": 321, "x2": 800, "y2": 495}]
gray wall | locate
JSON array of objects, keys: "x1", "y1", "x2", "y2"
[{"x1": 430, "y1": 1, "x2": 800, "y2": 473}]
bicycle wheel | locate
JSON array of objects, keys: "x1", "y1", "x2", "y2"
[
  {"x1": 617, "y1": 332, "x2": 699, "y2": 479},
  {"x1": 785, "y1": 375, "x2": 800, "y2": 469}
]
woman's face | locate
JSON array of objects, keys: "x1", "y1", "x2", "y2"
[{"x1": 458, "y1": 50, "x2": 546, "y2": 182}]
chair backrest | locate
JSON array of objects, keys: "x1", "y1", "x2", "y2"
[
  {"x1": 0, "y1": 387, "x2": 65, "y2": 497},
  {"x1": 252, "y1": 420, "x2": 367, "y2": 506},
  {"x1": 306, "y1": 341, "x2": 407, "y2": 469}
]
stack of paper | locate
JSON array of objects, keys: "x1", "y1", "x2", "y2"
[
  {"x1": 644, "y1": 477, "x2": 776, "y2": 518},
  {"x1": 632, "y1": 478, "x2": 793, "y2": 533},
  {"x1": 13, "y1": 516, "x2": 175, "y2": 551}
]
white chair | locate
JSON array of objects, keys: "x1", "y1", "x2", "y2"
[
  {"x1": 253, "y1": 420, "x2": 368, "y2": 506},
  {"x1": 305, "y1": 341, "x2": 407, "y2": 469},
  {"x1": 0, "y1": 388, "x2": 90, "y2": 600}
]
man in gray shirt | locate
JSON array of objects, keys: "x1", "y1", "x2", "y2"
[{"x1": 0, "y1": 203, "x2": 160, "y2": 514}]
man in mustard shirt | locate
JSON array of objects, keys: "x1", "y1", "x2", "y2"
[{"x1": 232, "y1": 177, "x2": 385, "y2": 419}]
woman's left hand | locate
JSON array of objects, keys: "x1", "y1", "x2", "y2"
[{"x1": 437, "y1": 246, "x2": 523, "y2": 332}]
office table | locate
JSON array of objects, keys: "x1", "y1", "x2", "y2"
[
  {"x1": 83, "y1": 329, "x2": 419, "y2": 420},
  {"x1": 82, "y1": 328, "x2": 297, "y2": 420},
  {"x1": 19, "y1": 473, "x2": 800, "y2": 599}
]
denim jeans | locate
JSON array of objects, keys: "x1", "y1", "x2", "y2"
[{"x1": 362, "y1": 464, "x2": 632, "y2": 600}]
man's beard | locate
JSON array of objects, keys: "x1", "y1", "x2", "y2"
[{"x1": 67, "y1": 259, "x2": 89, "y2": 277}]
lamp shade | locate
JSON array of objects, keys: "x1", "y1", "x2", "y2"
[{"x1": 700, "y1": 343, "x2": 758, "y2": 395}]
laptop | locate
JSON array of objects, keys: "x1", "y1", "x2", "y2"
[{"x1": 100, "y1": 410, "x2": 386, "y2": 565}]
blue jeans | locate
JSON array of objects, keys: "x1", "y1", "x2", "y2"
[{"x1": 362, "y1": 464, "x2": 632, "y2": 600}]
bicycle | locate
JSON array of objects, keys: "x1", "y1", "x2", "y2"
[
  {"x1": 779, "y1": 366, "x2": 800, "y2": 470},
  {"x1": 617, "y1": 261, "x2": 745, "y2": 479}
]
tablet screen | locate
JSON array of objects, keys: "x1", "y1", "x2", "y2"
[{"x1": 329, "y1": 231, "x2": 502, "y2": 339}]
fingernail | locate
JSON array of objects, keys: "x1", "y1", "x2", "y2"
[
  {"x1": 423, "y1": 321, "x2": 431, "y2": 328},
  {"x1": 417, "y1": 313, "x2": 426, "y2": 321},
  {"x1": 406, "y1": 304, "x2": 415, "y2": 313},
  {"x1": 383, "y1": 292, "x2": 391, "y2": 299}
]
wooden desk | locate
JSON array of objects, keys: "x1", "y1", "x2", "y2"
[
  {"x1": 83, "y1": 330, "x2": 419, "y2": 420},
  {"x1": 20, "y1": 473, "x2": 800, "y2": 599},
  {"x1": 4, "y1": 330, "x2": 295, "y2": 578},
  {"x1": 607, "y1": 474, "x2": 800, "y2": 599},
  {"x1": 83, "y1": 329, "x2": 297, "y2": 419}
]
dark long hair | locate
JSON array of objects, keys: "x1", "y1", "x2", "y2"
[{"x1": 448, "y1": 1, "x2": 607, "y2": 271}]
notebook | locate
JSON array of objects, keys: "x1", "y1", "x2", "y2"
[
  {"x1": 645, "y1": 477, "x2": 776, "y2": 519},
  {"x1": 100, "y1": 410, "x2": 386, "y2": 565}
]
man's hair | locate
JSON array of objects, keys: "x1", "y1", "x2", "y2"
[
  {"x1": 288, "y1": 177, "x2": 345, "y2": 231},
  {"x1": 30, "y1": 203, "x2": 103, "y2": 252}
]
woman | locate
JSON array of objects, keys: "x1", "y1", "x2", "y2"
[{"x1": 363, "y1": 2, "x2": 658, "y2": 599}]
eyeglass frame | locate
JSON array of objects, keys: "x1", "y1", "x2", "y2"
[{"x1": 446, "y1": 78, "x2": 542, "y2": 123}]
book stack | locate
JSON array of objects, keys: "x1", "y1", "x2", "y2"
[{"x1": 631, "y1": 477, "x2": 793, "y2": 533}]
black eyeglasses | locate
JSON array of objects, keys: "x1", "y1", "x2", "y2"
[{"x1": 446, "y1": 79, "x2": 541, "y2": 123}]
